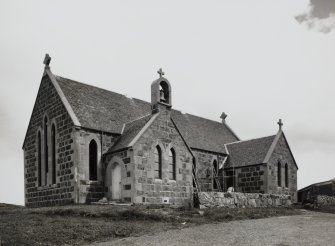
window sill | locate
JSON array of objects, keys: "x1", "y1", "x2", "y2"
[{"x1": 87, "y1": 180, "x2": 102, "y2": 185}]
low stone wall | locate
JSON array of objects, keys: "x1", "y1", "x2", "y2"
[
  {"x1": 198, "y1": 192, "x2": 291, "y2": 208},
  {"x1": 316, "y1": 195, "x2": 335, "y2": 207}
]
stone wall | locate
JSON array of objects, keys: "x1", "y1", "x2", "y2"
[
  {"x1": 316, "y1": 195, "x2": 335, "y2": 207},
  {"x1": 23, "y1": 75, "x2": 75, "y2": 207},
  {"x1": 224, "y1": 164, "x2": 266, "y2": 193},
  {"x1": 198, "y1": 192, "x2": 292, "y2": 208},
  {"x1": 132, "y1": 109, "x2": 193, "y2": 205},
  {"x1": 268, "y1": 134, "x2": 298, "y2": 201},
  {"x1": 73, "y1": 129, "x2": 116, "y2": 203},
  {"x1": 103, "y1": 149, "x2": 133, "y2": 203},
  {"x1": 193, "y1": 150, "x2": 225, "y2": 191}
]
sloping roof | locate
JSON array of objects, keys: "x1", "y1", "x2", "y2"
[
  {"x1": 224, "y1": 135, "x2": 276, "y2": 168},
  {"x1": 56, "y1": 76, "x2": 151, "y2": 133},
  {"x1": 171, "y1": 111, "x2": 239, "y2": 153},
  {"x1": 299, "y1": 178, "x2": 335, "y2": 192},
  {"x1": 55, "y1": 75, "x2": 239, "y2": 154},
  {"x1": 109, "y1": 114, "x2": 153, "y2": 152}
]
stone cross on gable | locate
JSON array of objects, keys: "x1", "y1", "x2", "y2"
[
  {"x1": 157, "y1": 68, "x2": 165, "y2": 78},
  {"x1": 43, "y1": 54, "x2": 51, "y2": 68},
  {"x1": 220, "y1": 112, "x2": 227, "y2": 123},
  {"x1": 278, "y1": 119, "x2": 283, "y2": 130}
]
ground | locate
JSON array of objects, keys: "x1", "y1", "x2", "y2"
[
  {"x1": 0, "y1": 203, "x2": 333, "y2": 245},
  {"x1": 97, "y1": 210, "x2": 335, "y2": 246}
]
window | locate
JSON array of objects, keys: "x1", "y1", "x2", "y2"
[
  {"x1": 51, "y1": 124, "x2": 56, "y2": 184},
  {"x1": 168, "y1": 148, "x2": 176, "y2": 180},
  {"x1": 37, "y1": 132, "x2": 42, "y2": 187},
  {"x1": 213, "y1": 160, "x2": 218, "y2": 189},
  {"x1": 285, "y1": 164, "x2": 289, "y2": 187},
  {"x1": 154, "y1": 146, "x2": 162, "y2": 179},
  {"x1": 277, "y1": 162, "x2": 281, "y2": 187},
  {"x1": 89, "y1": 140, "x2": 98, "y2": 181},
  {"x1": 44, "y1": 116, "x2": 48, "y2": 185},
  {"x1": 192, "y1": 157, "x2": 196, "y2": 188}
]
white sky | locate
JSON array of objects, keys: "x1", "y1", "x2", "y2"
[{"x1": 0, "y1": 0, "x2": 334, "y2": 205}]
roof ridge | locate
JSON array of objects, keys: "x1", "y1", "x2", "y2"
[
  {"x1": 225, "y1": 134, "x2": 276, "y2": 146},
  {"x1": 184, "y1": 113, "x2": 222, "y2": 124},
  {"x1": 56, "y1": 75, "x2": 131, "y2": 99},
  {"x1": 124, "y1": 113, "x2": 152, "y2": 126},
  {"x1": 57, "y1": 75, "x2": 239, "y2": 133}
]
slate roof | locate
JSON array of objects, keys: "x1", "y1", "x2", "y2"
[
  {"x1": 109, "y1": 114, "x2": 153, "y2": 152},
  {"x1": 55, "y1": 75, "x2": 239, "y2": 154},
  {"x1": 224, "y1": 135, "x2": 276, "y2": 168},
  {"x1": 171, "y1": 111, "x2": 239, "y2": 153}
]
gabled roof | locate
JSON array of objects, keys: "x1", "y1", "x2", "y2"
[
  {"x1": 108, "y1": 114, "x2": 154, "y2": 153},
  {"x1": 56, "y1": 76, "x2": 151, "y2": 133},
  {"x1": 224, "y1": 135, "x2": 276, "y2": 168},
  {"x1": 171, "y1": 111, "x2": 239, "y2": 153},
  {"x1": 54, "y1": 74, "x2": 239, "y2": 154}
]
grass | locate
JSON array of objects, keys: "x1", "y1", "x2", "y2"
[{"x1": 0, "y1": 203, "x2": 300, "y2": 245}]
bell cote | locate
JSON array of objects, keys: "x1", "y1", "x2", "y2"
[{"x1": 151, "y1": 68, "x2": 172, "y2": 113}]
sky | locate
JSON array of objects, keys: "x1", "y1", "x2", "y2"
[{"x1": 0, "y1": 0, "x2": 334, "y2": 205}]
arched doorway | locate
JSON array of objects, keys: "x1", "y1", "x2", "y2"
[{"x1": 105, "y1": 162, "x2": 122, "y2": 200}]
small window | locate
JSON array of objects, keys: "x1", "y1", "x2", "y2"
[
  {"x1": 285, "y1": 164, "x2": 289, "y2": 187},
  {"x1": 277, "y1": 162, "x2": 281, "y2": 187},
  {"x1": 213, "y1": 160, "x2": 218, "y2": 189},
  {"x1": 154, "y1": 146, "x2": 162, "y2": 179},
  {"x1": 89, "y1": 140, "x2": 98, "y2": 181},
  {"x1": 168, "y1": 148, "x2": 176, "y2": 180},
  {"x1": 44, "y1": 116, "x2": 48, "y2": 185},
  {"x1": 37, "y1": 132, "x2": 42, "y2": 187},
  {"x1": 51, "y1": 124, "x2": 56, "y2": 184}
]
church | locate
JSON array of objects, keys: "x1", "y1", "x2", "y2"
[{"x1": 23, "y1": 54, "x2": 298, "y2": 207}]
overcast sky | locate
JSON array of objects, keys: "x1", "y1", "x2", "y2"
[{"x1": 0, "y1": 0, "x2": 334, "y2": 205}]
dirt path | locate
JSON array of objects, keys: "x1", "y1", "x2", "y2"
[{"x1": 92, "y1": 210, "x2": 335, "y2": 246}]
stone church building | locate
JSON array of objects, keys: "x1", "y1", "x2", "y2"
[{"x1": 23, "y1": 55, "x2": 298, "y2": 207}]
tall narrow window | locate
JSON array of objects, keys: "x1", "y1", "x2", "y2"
[
  {"x1": 38, "y1": 132, "x2": 42, "y2": 187},
  {"x1": 89, "y1": 140, "x2": 98, "y2": 181},
  {"x1": 277, "y1": 162, "x2": 281, "y2": 187},
  {"x1": 51, "y1": 124, "x2": 56, "y2": 184},
  {"x1": 154, "y1": 146, "x2": 162, "y2": 179},
  {"x1": 192, "y1": 157, "x2": 196, "y2": 188},
  {"x1": 285, "y1": 164, "x2": 289, "y2": 187},
  {"x1": 44, "y1": 117, "x2": 48, "y2": 185},
  {"x1": 168, "y1": 148, "x2": 176, "y2": 180},
  {"x1": 213, "y1": 160, "x2": 218, "y2": 190}
]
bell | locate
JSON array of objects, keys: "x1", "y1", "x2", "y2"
[{"x1": 160, "y1": 89, "x2": 166, "y2": 102}]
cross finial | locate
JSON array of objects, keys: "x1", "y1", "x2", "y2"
[
  {"x1": 277, "y1": 119, "x2": 283, "y2": 130},
  {"x1": 43, "y1": 54, "x2": 51, "y2": 68},
  {"x1": 157, "y1": 68, "x2": 165, "y2": 78},
  {"x1": 220, "y1": 112, "x2": 227, "y2": 123}
]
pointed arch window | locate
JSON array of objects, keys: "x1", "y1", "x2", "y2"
[
  {"x1": 44, "y1": 116, "x2": 48, "y2": 185},
  {"x1": 168, "y1": 148, "x2": 176, "y2": 180},
  {"x1": 154, "y1": 146, "x2": 162, "y2": 179},
  {"x1": 37, "y1": 131, "x2": 42, "y2": 187},
  {"x1": 277, "y1": 162, "x2": 282, "y2": 187},
  {"x1": 192, "y1": 157, "x2": 196, "y2": 188},
  {"x1": 213, "y1": 160, "x2": 219, "y2": 190},
  {"x1": 89, "y1": 140, "x2": 98, "y2": 181},
  {"x1": 51, "y1": 124, "x2": 56, "y2": 184},
  {"x1": 285, "y1": 164, "x2": 289, "y2": 187}
]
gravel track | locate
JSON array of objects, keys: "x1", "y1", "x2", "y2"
[{"x1": 93, "y1": 210, "x2": 335, "y2": 246}]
